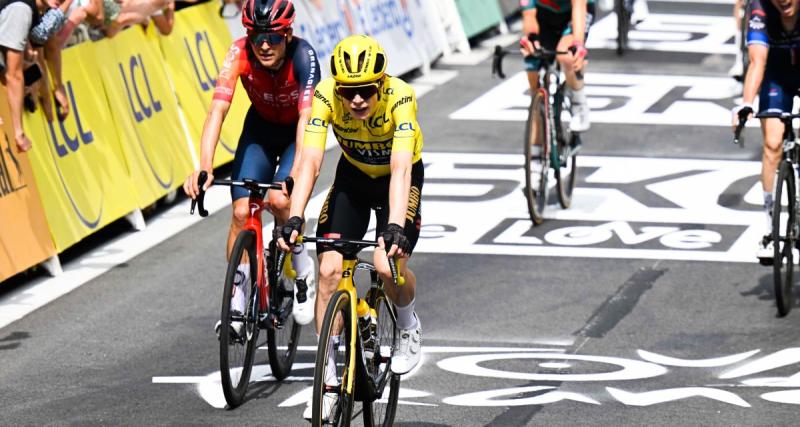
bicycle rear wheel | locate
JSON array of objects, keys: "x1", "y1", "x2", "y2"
[
  {"x1": 524, "y1": 90, "x2": 550, "y2": 225},
  {"x1": 220, "y1": 230, "x2": 260, "y2": 408},
  {"x1": 362, "y1": 287, "x2": 399, "y2": 427},
  {"x1": 312, "y1": 290, "x2": 355, "y2": 426},
  {"x1": 266, "y1": 239, "x2": 301, "y2": 381},
  {"x1": 555, "y1": 92, "x2": 578, "y2": 209},
  {"x1": 773, "y1": 160, "x2": 796, "y2": 317},
  {"x1": 615, "y1": 0, "x2": 630, "y2": 56}
]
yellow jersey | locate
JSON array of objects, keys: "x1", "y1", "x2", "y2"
[{"x1": 304, "y1": 76, "x2": 424, "y2": 178}]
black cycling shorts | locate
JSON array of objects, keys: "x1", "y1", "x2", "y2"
[{"x1": 315, "y1": 156, "x2": 424, "y2": 255}]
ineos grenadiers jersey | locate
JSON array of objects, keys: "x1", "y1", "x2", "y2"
[
  {"x1": 747, "y1": 0, "x2": 800, "y2": 69},
  {"x1": 213, "y1": 37, "x2": 319, "y2": 125},
  {"x1": 521, "y1": 0, "x2": 594, "y2": 14},
  {"x1": 304, "y1": 76, "x2": 423, "y2": 178}
]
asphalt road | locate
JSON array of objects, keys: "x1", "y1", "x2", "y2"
[{"x1": 3, "y1": 2, "x2": 800, "y2": 426}]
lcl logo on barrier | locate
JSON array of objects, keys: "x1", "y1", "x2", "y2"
[
  {"x1": 48, "y1": 81, "x2": 94, "y2": 157},
  {"x1": 184, "y1": 31, "x2": 220, "y2": 92},
  {"x1": 119, "y1": 54, "x2": 163, "y2": 123},
  {"x1": 46, "y1": 80, "x2": 102, "y2": 229}
]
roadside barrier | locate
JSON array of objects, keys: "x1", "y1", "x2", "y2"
[
  {"x1": 0, "y1": 2, "x2": 245, "y2": 281},
  {"x1": 0, "y1": 91, "x2": 58, "y2": 279}
]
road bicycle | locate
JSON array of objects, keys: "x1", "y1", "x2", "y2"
[
  {"x1": 735, "y1": 111, "x2": 800, "y2": 317},
  {"x1": 292, "y1": 235, "x2": 402, "y2": 426},
  {"x1": 615, "y1": 0, "x2": 633, "y2": 56},
  {"x1": 492, "y1": 45, "x2": 581, "y2": 225},
  {"x1": 191, "y1": 172, "x2": 301, "y2": 407}
]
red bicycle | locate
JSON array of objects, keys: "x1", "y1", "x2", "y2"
[{"x1": 191, "y1": 171, "x2": 301, "y2": 408}]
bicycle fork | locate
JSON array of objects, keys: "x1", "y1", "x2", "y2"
[{"x1": 338, "y1": 258, "x2": 359, "y2": 396}]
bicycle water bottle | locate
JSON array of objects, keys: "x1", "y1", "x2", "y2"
[{"x1": 357, "y1": 299, "x2": 377, "y2": 359}]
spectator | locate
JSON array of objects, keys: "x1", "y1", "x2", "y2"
[
  {"x1": 0, "y1": 0, "x2": 65, "y2": 152},
  {"x1": 104, "y1": 0, "x2": 172, "y2": 37}
]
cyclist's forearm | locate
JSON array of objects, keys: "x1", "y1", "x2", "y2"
[
  {"x1": 199, "y1": 100, "x2": 230, "y2": 170},
  {"x1": 291, "y1": 108, "x2": 312, "y2": 176},
  {"x1": 388, "y1": 153, "x2": 412, "y2": 226},
  {"x1": 288, "y1": 146, "x2": 323, "y2": 219},
  {"x1": 522, "y1": 8, "x2": 539, "y2": 35},
  {"x1": 571, "y1": 0, "x2": 587, "y2": 44},
  {"x1": 743, "y1": 47, "x2": 767, "y2": 105}
]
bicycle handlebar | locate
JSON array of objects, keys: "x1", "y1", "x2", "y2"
[
  {"x1": 492, "y1": 45, "x2": 571, "y2": 79},
  {"x1": 190, "y1": 171, "x2": 294, "y2": 217},
  {"x1": 280, "y1": 235, "x2": 405, "y2": 286}
]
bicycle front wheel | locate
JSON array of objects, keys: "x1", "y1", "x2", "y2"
[
  {"x1": 773, "y1": 160, "x2": 796, "y2": 317},
  {"x1": 524, "y1": 90, "x2": 550, "y2": 225},
  {"x1": 555, "y1": 95, "x2": 578, "y2": 209},
  {"x1": 362, "y1": 287, "x2": 399, "y2": 427},
  {"x1": 266, "y1": 240, "x2": 301, "y2": 381},
  {"x1": 220, "y1": 230, "x2": 260, "y2": 408},
  {"x1": 312, "y1": 290, "x2": 355, "y2": 426}
]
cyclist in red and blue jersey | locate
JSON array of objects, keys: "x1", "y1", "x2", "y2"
[
  {"x1": 519, "y1": 0, "x2": 594, "y2": 133},
  {"x1": 731, "y1": 0, "x2": 800, "y2": 262},
  {"x1": 183, "y1": 0, "x2": 320, "y2": 329}
]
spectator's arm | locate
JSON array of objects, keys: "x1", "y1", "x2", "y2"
[
  {"x1": 34, "y1": 47, "x2": 54, "y2": 122},
  {"x1": 44, "y1": 37, "x2": 68, "y2": 120},
  {"x1": 151, "y1": 1, "x2": 175, "y2": 35},
  {"x1": 4, "y1": 48, "x2": 32, "y2": 151}
]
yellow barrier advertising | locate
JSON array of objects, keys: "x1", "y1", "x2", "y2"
[
  {"x1": 96, "y1": 29, "x2": 194, "y2": 209},
  {"x1": 25, "y1": 41, "x2": 139, "y2": 252},
  {"x1": 0, "y1": 89, "x2": 56, "y2": 280},
  {"x1": 159, "y1": 2, "x2": 251, "y2": 167}
]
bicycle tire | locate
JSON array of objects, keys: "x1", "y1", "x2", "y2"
[
  {"x1": 773, "y1": 160, "x2": 796, "y2": 317},
  {"x1": 555, "y1": 91, "x2": 578, "y2": 209},
  {"x1": 362, "y1": 287, "x2": 399, "y2": 427},
  {"x1": 312, "y1": 290, "x2": 355, "y2": 426},
  {"x1": 615, "y1": 0, "x2": 630, "y2": 56},
  {"x1": 219, "y1": 230, "x2": 260, "y2": 408},
  {"x1": 524, "y1": 90, "x2": 550, "y2": 225},
  {"x1": 266, "y1": 239, "x2": 301, "y2": 381}
]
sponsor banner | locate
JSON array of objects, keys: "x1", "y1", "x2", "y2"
[
  {"x1": 0, "y1": 88, "x2": 56, "y2": 280},
  {"x1": 96, "y1": 29, "x2": 194, "y2": 209},
  {"x1": 453, "y1": 0, "x2": 503, "y2": 38},
  {"x1": 301, "y1": 152, "x2": 764, "y2": 263},
  {"x1": 159, "y1": 2, "x2": 248, "y2": 167},
  {"x1": 451, "y1": 71, "x2": 744, "y2": 127},
  {"x1": 291, "y1": 0, "x2": 445, "y2": 78},
  {"x1": 25, "y1": 42, "x2": 138, "y2": 252},
  {"x1": 586, "y1": 13, "x2": 736, "y2": 54}
]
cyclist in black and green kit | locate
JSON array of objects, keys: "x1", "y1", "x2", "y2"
[{"x1": 519, "y1": 0, "x2": 595, "y2": 132}]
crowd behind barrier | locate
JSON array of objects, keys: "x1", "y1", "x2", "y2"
[{"x1": 1, "y1": 0, "x2": 522, "y2": 283}]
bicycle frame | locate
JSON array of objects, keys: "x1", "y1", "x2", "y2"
[{"x1": 534, "y1": 56, "x2": 568, "y2": 170}]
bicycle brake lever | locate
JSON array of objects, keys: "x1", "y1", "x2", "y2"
[
  {"x1": 191, "y1": 171, "x2": 210, "y2": 217},
  {"x1": 284, "y1": 176, "x2": 294, "y2": 197},
  {"x1": 386, "y1": 255, "x2": 405, "y2": 286},
  {"x1": 492, "y1": 45, "x2": 506, "y2": 79}
]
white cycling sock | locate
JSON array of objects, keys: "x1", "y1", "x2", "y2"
[
  {"x1": 395, "y1": 299, "x2": 417, "y2": 330},
  {"x1": 765, "y1": 191, "x2": 774, "y2": 234},
  {"x1": 570, "y1": 87, "x2": 587, "y2": 105},
  {"x1": 326, "y1": 335, "x2": 340, "y2": 386},
  {"x1": 231, "y1": 264, "x2": 248, "y2": 313},
  {"x1": 291, "y1": 243, "x2": 314, "y2": 280}
]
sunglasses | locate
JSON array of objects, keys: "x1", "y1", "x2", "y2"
[
  {"x1": 335, "y1": 83, "x2": 380, "y2": 101},
  {"x1": 248, "y1": 31, "x2": 286, "y2": 46}
]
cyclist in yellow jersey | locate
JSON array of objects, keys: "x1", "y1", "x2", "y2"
[{"x1": 277, "y1": 34, "x2": 423, "y2": 421}]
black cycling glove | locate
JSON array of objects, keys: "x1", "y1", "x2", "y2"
[
  {"x1": 281, "y1": 216, "x2": 304, "y2": 244},
  {"x1": 382, "y1": 223, "x2": 410, "y2": 254}
]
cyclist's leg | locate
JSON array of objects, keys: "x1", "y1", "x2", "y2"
[
  {"x1": 758, "y1": 74, "x2": 792, "y2": 235},
  {"x1": 228, "y1": 108, "x2": 279, "y2": 256},
  {"x1": 314, "y1": 157, "x2": 372, "y2": 332},
  {"x1": 267, "y1": 134, "x2": 296, "y2": 225},
  {"x1": 561, "y1": 5, "x2": 594, "y2": 132},
  {"x1": 373, "y1": 161, "x2": 423, "y2": 309}
]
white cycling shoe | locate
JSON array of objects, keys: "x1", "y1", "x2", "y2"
[
  {"x1": 570, "y1": 102, "x2": 591, "y2": 133},
  {"x1": 757, "y1": 236, "x2": 774, "y2": 265},
  {"x1": 292, "y1": 274, "x2": 316, "y2": 325},
  {"x1": 391, "y1": 314, "x2": 422, "y2": 374},
  {"x1": 303, "y1": 392, "x2": 338, "y2": 421}
]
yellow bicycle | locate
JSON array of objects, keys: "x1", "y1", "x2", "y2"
[{"x1": 290, "y1": 235, "x2": 403, "y2": 426}]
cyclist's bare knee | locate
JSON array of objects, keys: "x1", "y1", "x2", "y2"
[
  {"x1": 318, "y1": 252, "x2": 343, "y2": 291},
  {"x1": 268, "y1": 192, "x2": 290, "y2": 222},
  {"x1": 232, "y1": 198, "x2": 249, "y2": 227}
]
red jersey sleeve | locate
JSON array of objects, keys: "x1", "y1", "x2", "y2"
[{"x1": 213, "y1": 38, "x2": 248, "y2": 103}]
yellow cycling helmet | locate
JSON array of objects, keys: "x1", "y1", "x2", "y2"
[{"x1": 330, "y1": 35, "x2": 387, "y2": 85}]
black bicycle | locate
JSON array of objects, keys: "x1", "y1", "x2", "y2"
[
  {"x1": 493, "y1": 45, "x2": 580, "y2": 225},
  {"x1": 735, "y1": 110, "x2": 800, "y2": 316},
  {"x1": 191, "y1": 173, "x2": 301, "y2": 407}
]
